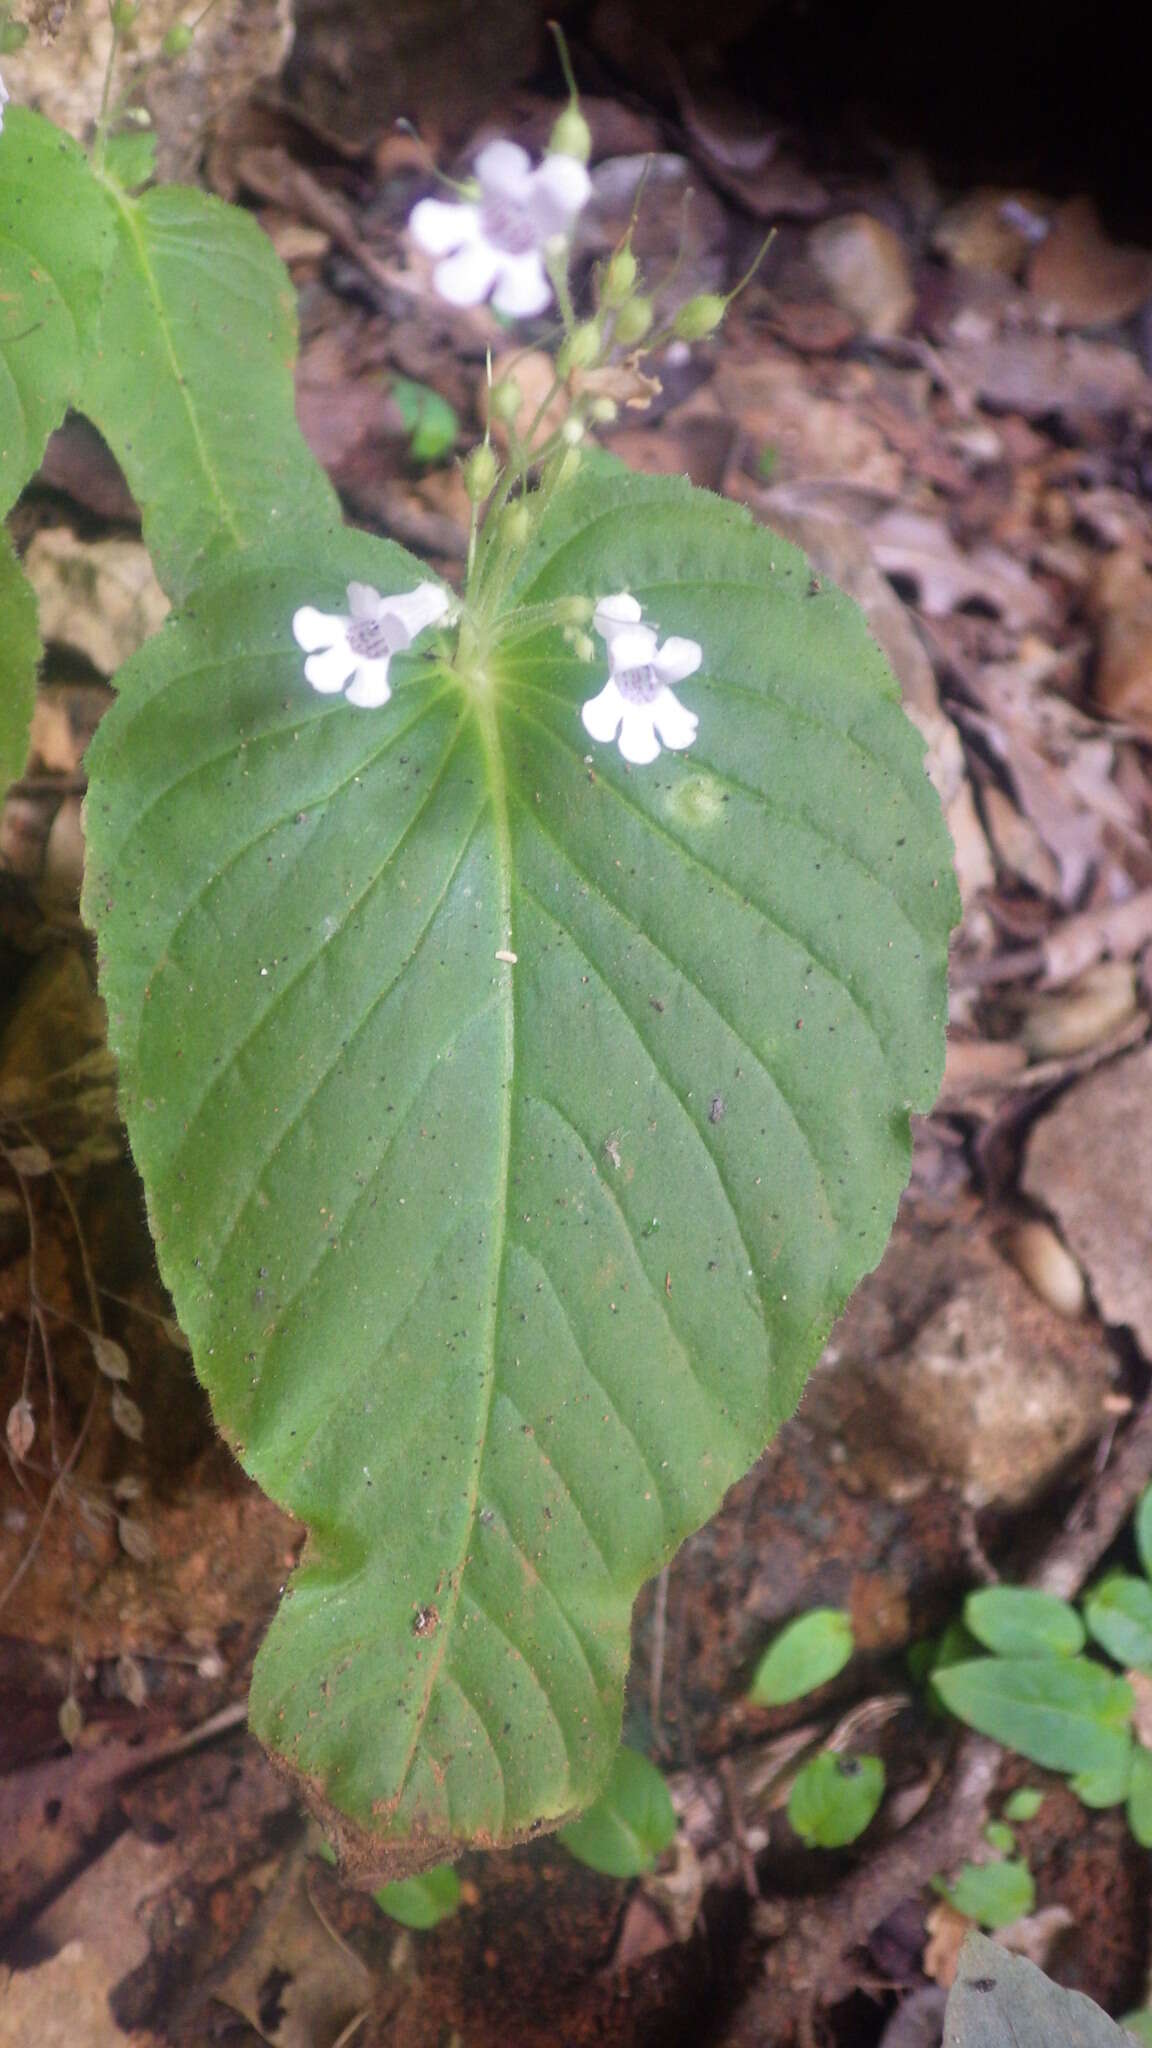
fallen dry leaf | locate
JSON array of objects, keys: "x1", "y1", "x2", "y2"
[
  {"x1": 809, "y1": 214, "x2": 915, "y2": 339},
  {"x1": 934, "y1": 330, "x2": 1151, "y2": 417},
  {"x1": 1016, "y1": 961, "x2": 1139, "y2": 1058},
  {"x1": 931, "y1": 189, "x2": 1049, "y2": 275},
  {"x1": 1042, "y1": 889, "x2": 1152, "y2": 986},
  {"x1": 1089, "y1": 547, "x2": 1152, "y2": 731},
  {"x1": 1028, "y1": 197, "x2": 1152, "y2": 328},
  {"x1": 869, "y1": 509, "x2": 1052, "y2": 631},
  {"x1": 923, "y1": 1900, "x2": 973, "y2": 1987},
  {"x1": 25, "y1": 532, "x2": 169, "y2": 680}
]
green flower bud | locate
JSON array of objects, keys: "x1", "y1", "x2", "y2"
[
  {"x1": 601, "y1": 245, "x2": 638, "y2": 309},
  {"x1": 110, "y1": 0, "x2": 139, "y2": 28},
  {"x1": 571, "y1": 630, "x2": 595, "y2": 662},
  {"x1": 673, "y1": 293, "x2": 727, "y2": 341},
  {"x1": 162, "y1": 21, "x2": 195, "y2": 54},
  {"x1": 612, "y1": 295, "x2": 653, "y2": 346},
  {"x1": 556, "y1": 595, "x2": 593, "y2": 624},
  {"x1": 556, "y1": 448, "x2": 582, "y2": 486},
  {"x1": 548, "y1": 103, "x2": 592, "y2": 165},
  {"x1": 501, "y1": 503, "x2": 532, "y2": 548},
  {"x1": 463, "y1": 442, "x2": 499, "y2": 502},
  {"x1": 589, "y1": 396, "x2": 618, "y2": 425},
  {"x1": 489, "y1": 375, "x2": 523, "y2": 425},
  {"x1": 557, "y1": 319, "x2": 602, "y2": 378}
]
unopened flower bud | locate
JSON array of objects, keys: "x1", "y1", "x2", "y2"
[
  {"x1": 673, "y1": 293, "x2": 726, "y2": 341},
  {"x1": 556, "y1": 595, "x2": 593, "y2": 624},
  {"x1": 464, "y1": 442, "x2": 498, "y2": 501},
  {"x1": 612, "y1": 295, "x2": 653, "y2": 346},
  {"x1": 548, "y1": 104, "x2": 592, "y2": 165},
  {"x1": 110, "y1": 0, "x2": 138, "y2": 27},
  {"x1": 601, "y1": 245, "x2": 638, "y2": 309},
  {"x1": 162, "y1": 20, "x2": 194, "y2": 54},
  {"x1": 561, "y1": 418, "x2": 584, "y2": 446},
  {"x1": 557, "y1": 319, "x2": 602, "y2": 377},
  {"x1": 589, "y1": 396, "x2": 618, "y2": 424},
  {"x1": 501, "y1": 503, "x2": 532, "y2": 547},
  {"x1": 556, "y1": 447, "x2": 582, "y2": 486},
  {"x1": 571, "y1": 630, "x2": 595, "y2": 662},
  {"x1": 489, "y1": 375, "x2": 523, "y2": 425}
]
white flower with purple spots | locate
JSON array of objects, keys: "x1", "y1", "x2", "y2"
[
  {"x1": 581, "y1": 593, "x2": 701, "y2": 765},
  {"x1": 292, "y1": 581, "x2": 450, "y2": 709},
  {"x1": 409, "y1": 140, "x2": 591, "y2": 318}
]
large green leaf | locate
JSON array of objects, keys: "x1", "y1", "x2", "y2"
[
  {"x1": 0, "y1": 110, "x2": 114, "y2": 512},
  {"x1": 0, "y1": 526, "x2": 39, "y2": 794},
  {"x1": 83, "y1": 475, "x2": 956, "y2": 1877},
  {"x1": 82, "y1": 182, "x2": 339, "y2": 600}
]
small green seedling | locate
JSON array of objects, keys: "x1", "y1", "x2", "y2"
[
  {"x1": 748, "y1": 1609, "x2": 855, "y2": 1708},
  {"x1": 558, "y1": 1746, "x2": 678, "y2": 1879},
  {"x1": 375, "y1": 1864, "x2": 462, "y2": 1929},
  {"x1": 787, "y1": 1751, "x2": 884, "y2": 1849}
]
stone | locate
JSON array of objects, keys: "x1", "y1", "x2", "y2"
[
  {"x1": 809, "y1": 1211, "x2": 1117, "y2": 1509},
  {"x1": 1023, "y1": 1043, "x2": 1152, "y2": 1359}
]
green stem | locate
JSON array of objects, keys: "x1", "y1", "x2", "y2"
[{"x1": 91, "y1": 7, "x2": 122, "y2": 172}]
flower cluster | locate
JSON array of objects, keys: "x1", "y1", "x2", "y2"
[
  {"x1": 292, "y1": 73, "x2": 723, "y2": 769},
  {"x1": 292, "y1": 580, "x2": 701, "y2": 767}
]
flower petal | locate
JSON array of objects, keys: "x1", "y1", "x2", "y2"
[
  {"x1": 491, "y1": 253, "x2": 552, "y2": 318},
  {"x1": 475, "y1": 139, "x2": 533, "y2": 199},
  {"x1": 346, "y1": 581, "x2": 383, "y2": 620},
  {"x1": 617, "y1": 705, "x2": 662, "y2": 766},
  {"x1": 653, "y1": 635, "x2": 702, "y2": 686},
  {"x1": 594, "y1": 591, "x2": 643, "y2": 631},
  {"x1": 293, "y1": 605, "x2": 346, "y2": 654},
  {"x1": 581, "y1": 679, "x2": 626, "y2": 745},
  {"x1": 381, "y1": 581, "x2": 452, "y2": 644},
  {"x1": 651, "y1": 686, "x2": 698, "y2": 752},
  {"x1": 434, "y1": 239, "x2": 503, "y2": 307},
  {"x1": 409, "y1": 197, "x2": 476, "y2": 256},
  {"x1": 304, "y1": 643, "x2": 357, "y2": 695},
  {"x1": 344, "y1": 660, "x2": 394, "y2": 709},
  {"x1": 532, "y1": 152, "x2": 593, "y2": 225},
  {"x1": 607, "y1": 625, "x2": 659, "y2": 673}
]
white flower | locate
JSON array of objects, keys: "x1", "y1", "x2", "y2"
[
  {"x1": 292, "y1": 581, "x2": 450, "y2": 709},
  {"x1": 581, "y1": 593, "x2": 701, "y2": 766},
  {"x1": 0, "y1": 74, "x2": 9, "y2": 133},
  {"x1": 409, "y1": 139, "x2": 591, "y2": 318}
]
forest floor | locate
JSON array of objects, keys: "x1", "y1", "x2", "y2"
[{"x1": 4, "y1": 8, "x2": 1152, "y2": 2046}]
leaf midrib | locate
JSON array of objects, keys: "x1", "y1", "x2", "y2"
[
  {"x1": 97, "y1": 179, "x2": 245, "y2": 558},
  {"x1": 386, "y1": 689, "x2": 517, "y2": 1815}
]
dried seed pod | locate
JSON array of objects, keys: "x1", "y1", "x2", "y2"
[
  {"x1": 6, "y1": 1396, "x2": 34, "y2": 1460},
  {"x1": 91, "y1": 1335, "x2": 131, "y2": 1381},
  {"x1": 111, "y1": 1387, "x2": 145, "y2": 1441}
]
